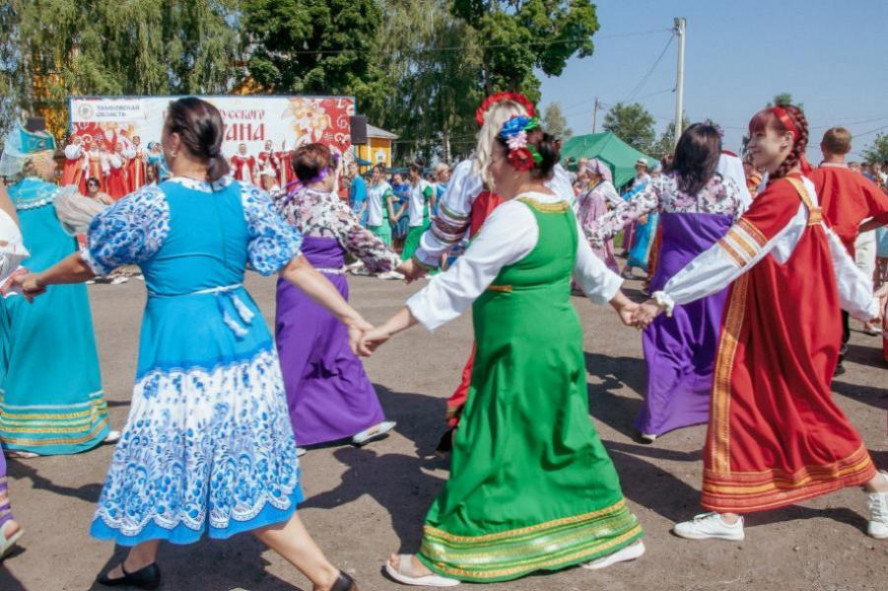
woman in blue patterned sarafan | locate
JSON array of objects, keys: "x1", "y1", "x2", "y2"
[{"x1": 18, "y1": 98, "x2": 363, "y2": 591}]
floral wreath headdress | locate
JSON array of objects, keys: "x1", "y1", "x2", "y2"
[
  {"x1": 498, "y1": 115, "x2": 543, "y2": 171},
  {"x1": 476, "y1": 91, "x2": 535, "y2": 126}
]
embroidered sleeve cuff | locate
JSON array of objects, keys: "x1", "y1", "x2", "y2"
[
  {"x1": 652, "y1": 291, "x2": 675, "y2": 316},
  {"x1": 413, "y1": 247, "x2": 441, "y2": 269}
]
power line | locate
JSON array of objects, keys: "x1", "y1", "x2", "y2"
[{"x1": 622, "y1": 33, "x2": 675, "y2": 102}]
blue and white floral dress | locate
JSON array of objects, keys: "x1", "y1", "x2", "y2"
[{"x1": 84, "y1": 176, "x2": 304, "y2": 546}]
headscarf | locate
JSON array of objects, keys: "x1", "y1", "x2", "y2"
[{"x1": 583, "y1": 158, "x2": 613, "y2": 184}]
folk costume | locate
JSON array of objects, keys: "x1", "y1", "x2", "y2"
[
  {"x1": 275, "y1": 187, "x2": 399, "y2": 446},
  {"x1": 367, "y1": 180, "x2": 394, "y2": 246},
  {"x1": 589, "y1": 173, "x2": 746, "y2": 438},
  {"x1": 407, "y1": 188, "x2": 643, "y2": 582},
  {"x1": 653, "y1": 173, "x2": 879, "y2": 513},
  {"x1": 231, "y1": 154, "x2": 257, "y2": 185},
  {"x1": 0, "y1": 128, "x2": 110, "y2": 455},
  {"x1": 84, "y1": 177, "x2": 304, "y2": 545}
]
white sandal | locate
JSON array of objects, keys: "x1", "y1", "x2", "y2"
[
  {"x1": 384, "y1": 554, "x2": 460, "y2": 587},
  {"x1": 581, "y1": 540, "x2": 645, "y2": 570},
  {"x1": 352, "y1": 421, "x2": 396, "y2": 446},
  {"x1": 0, "y1": 521, "x2": 23, "y2": 560}
]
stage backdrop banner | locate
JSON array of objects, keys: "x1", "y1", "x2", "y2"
[{"x1": 68, "y1": 95, "x2": 355, "y2": 161}]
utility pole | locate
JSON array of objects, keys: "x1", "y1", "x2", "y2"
[
  {"x1": 673, "y1": 17, "x2": 686, "y2": 149},
  {"x1": 592, "y1": 97, "x2": 600, "y2": 133}
]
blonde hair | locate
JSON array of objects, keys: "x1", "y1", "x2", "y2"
[
  {"x1": 474, "y1": 100, "x2": 529, "y2": 189},
  {"x1": 20, "y1": 150, "x2": 57, "y2": 183},
  {"x1": 821, "y1": 127, "x2": 852, "y2": 156}
]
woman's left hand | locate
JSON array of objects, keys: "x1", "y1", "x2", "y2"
[{"x1": 633, "y1": 299, "x2": 665, "y2": 329}]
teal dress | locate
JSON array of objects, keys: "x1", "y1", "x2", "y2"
[
  {"x1": 0, "y1": 178, "x2": 109, "y2": 455},
  {"x1": 85, "y1": 177, "x2": 304, "y2": 545}
]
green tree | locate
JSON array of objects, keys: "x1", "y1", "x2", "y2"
[
  {"x1": 542, "y1": 102, "x2": 572, "y2": 138},
  {"x1": 863, "y1": 133, "x2": 888, "y2": 164},
  {"x1": 649, "y1": 116, "x2": 689, "y2": 160},
  {"x1": 602, "y1": 102, "x2": 656, "y2": 153},
  {"x1": 0, "y1": 0, "x2": 239, "y2": 138},
  {"x1": 242, "y1": 0, "x2": 387, "y2": 112},
  {"x1": 450, "y1": 0, "x2": 600, "y2": 101},
  {"x1": 371, "y1": 0, "x2": 483, "y2": 163}
]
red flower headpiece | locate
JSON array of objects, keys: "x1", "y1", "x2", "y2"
[{"x1": 475, "y1": 92, "x2": 535, "y2": 126}]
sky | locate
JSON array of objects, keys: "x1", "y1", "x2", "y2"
[{"x1": 538, "y1": 0, "x2": 888, "y2": 162}]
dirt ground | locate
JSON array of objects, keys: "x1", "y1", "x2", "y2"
[{"x1": 1, "y1": 273, "x2": 887, "y2": 591}]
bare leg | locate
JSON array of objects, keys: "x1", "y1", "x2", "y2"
[
  {"x1": 719, "y1": 512, "x2": 741, "y2": 525},
  {"x1": 105, "y1": 539, "x2": 160, "y2": 579},
  {"x1": 864, "y1": 471, "x2": 888, "y2": 493},
  {"x1": 254, "y1": 514, "x2": 341, "y2": 591}
]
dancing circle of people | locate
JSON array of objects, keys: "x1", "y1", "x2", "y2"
[{"x1": 0, "y1": 90, "x2": 886, "y2": 591}]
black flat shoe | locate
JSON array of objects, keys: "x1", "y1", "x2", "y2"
[
  {"x1": 96, "y1": 562, "x2": 161, "y2": 589},
  {"x1": 331, "y1": 570, "x2": 358, "y2": 591}
]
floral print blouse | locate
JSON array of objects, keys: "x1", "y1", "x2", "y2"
[
  {"x1": 276, "y1": 187, "x2": 400, "y2": 273},
  {"x1": 587, "y1": 173, "x2": 745, "y2": 249}
]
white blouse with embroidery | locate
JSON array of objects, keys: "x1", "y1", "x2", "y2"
[
  {"x1": 652, "y1": 176, "x2": 879, "y2": 321},
  {"x1": 407, "y1": 191, "x2": 623, "y2": 331}
]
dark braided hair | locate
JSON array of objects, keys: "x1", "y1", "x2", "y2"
[
  {"x1": 748, "y1": 104, "x2": 808, "y2": 179},
  {"x1": 165, "y1": 97, "x2": 230, "y2": 182}
]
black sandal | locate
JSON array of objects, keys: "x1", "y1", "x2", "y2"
[
  {"x1": 331, "y1": 570, "x2": 358, "y2": 591},
  {"x1": 96, "y1": 562, "x2": 161, "y2": 589}
]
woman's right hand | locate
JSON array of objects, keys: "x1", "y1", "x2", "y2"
[{"x1": 358, "y1": 326, "x2": 394, "y2": 356}]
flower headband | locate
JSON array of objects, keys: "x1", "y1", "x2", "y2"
[
  {"x1": 498, "y1": 115, "x2": 543, "y2": 172},
  {"x1": 476, "y1": 91, "x2": 536, "y2": 126}
]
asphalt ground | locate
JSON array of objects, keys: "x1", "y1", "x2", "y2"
[{"x1": 1, "y1": 273, "x2": 887, "y2": 590}]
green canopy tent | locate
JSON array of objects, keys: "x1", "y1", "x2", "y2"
[{"x1": 560, "y1": 132, "x2": 657, "y2": 189}]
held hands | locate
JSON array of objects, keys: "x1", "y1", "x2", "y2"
[
  {"x1": 395, "y1": 258, "x2": 428, "y2": 285},
  {"x1": 346, "y1": 316, "x2": 375, "y2": 357},
  {"x1": 12, "y1": 271, "x2": 45, "y2": 302},
  {"x1": 631, "y1": 299, "x2": 666, "y2": 329},
  {"x1": 358, "y1": 326, "x2": 395, "y2": 357}
]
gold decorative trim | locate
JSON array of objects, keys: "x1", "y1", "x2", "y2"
[
  {"x1": 737, "y1": 218, "x2": 767, "y2": 247},
  {"x1": 727, "y1": 228, "x2": 758, "y2": 258},
  {"x1": 0, "y1": 419, "x2": 109, "y2": 446},
  {"x1": 423, "y1": 524, "x2": 643, "y2": 580},
  {"x1": 717, "y1": 238, "x2": 746, "y2": 268},
  {"x1": 517, "y1": 196, "x2": 570, "y2": 213},
  {"x1": 709, "y1": 274, "x2": 749, "y2": 473},
  {"x1": 486, "y1": 284, "x2": 513, "y2": 293},
  {"x1": 424, "y1": 499, "x2": 627, "y2": 543}
]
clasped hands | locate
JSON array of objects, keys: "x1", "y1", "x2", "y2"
[
  {"x1": 611, "y1": 297, "x2": 665, "y2": 330},
  {"x1": 0, "y1": 269, "x2": 42, "y2": 301}
]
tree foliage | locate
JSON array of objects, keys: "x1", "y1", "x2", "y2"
[
  {"x1": 542, "y1": 102, "x2": 571, "y2": 139},
  {"x1": 451, "y1": 0, "x2": 599, "y2": 101},
  {"x1": 0, "y1": 0, "x2": 602, "y2": 161},
  {"x1": 863, "y1": 133, "x2": 888, "y2": 165},
  {"x1": 370, "y1": 0, "x2": 483, "y2": 163},
  {"x1": 602, "y1": 102, "x2": 656, "y2": 153},
  {"x1": 241, "y1": 0, "x2": 387, "y2": 110},
  {"x1": 0, "y1": 0, "x2": 239, "y2": 137},
  {"x1": 648, "y1": 115, "x2": 689, "y2": 160}
]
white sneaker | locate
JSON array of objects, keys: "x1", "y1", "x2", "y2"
[
  {"x1": 673, "y1": 513, "x2": 744, "y2": 541},
  {"x1": 639, "y1": 432, "x2": 658, "y2": 444},
  {"x1": 867, "y1": 492, "x2": 888, "y2": 539},
  {"x1": 296, "y1": 447, "x2": 307, "y2": 457},
  {"x1": 581, "y1": 540, "x2": 645, "y2": 570},
  {"x1": 110, "y1": 276, "x2": 129, "y2": 285}
]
